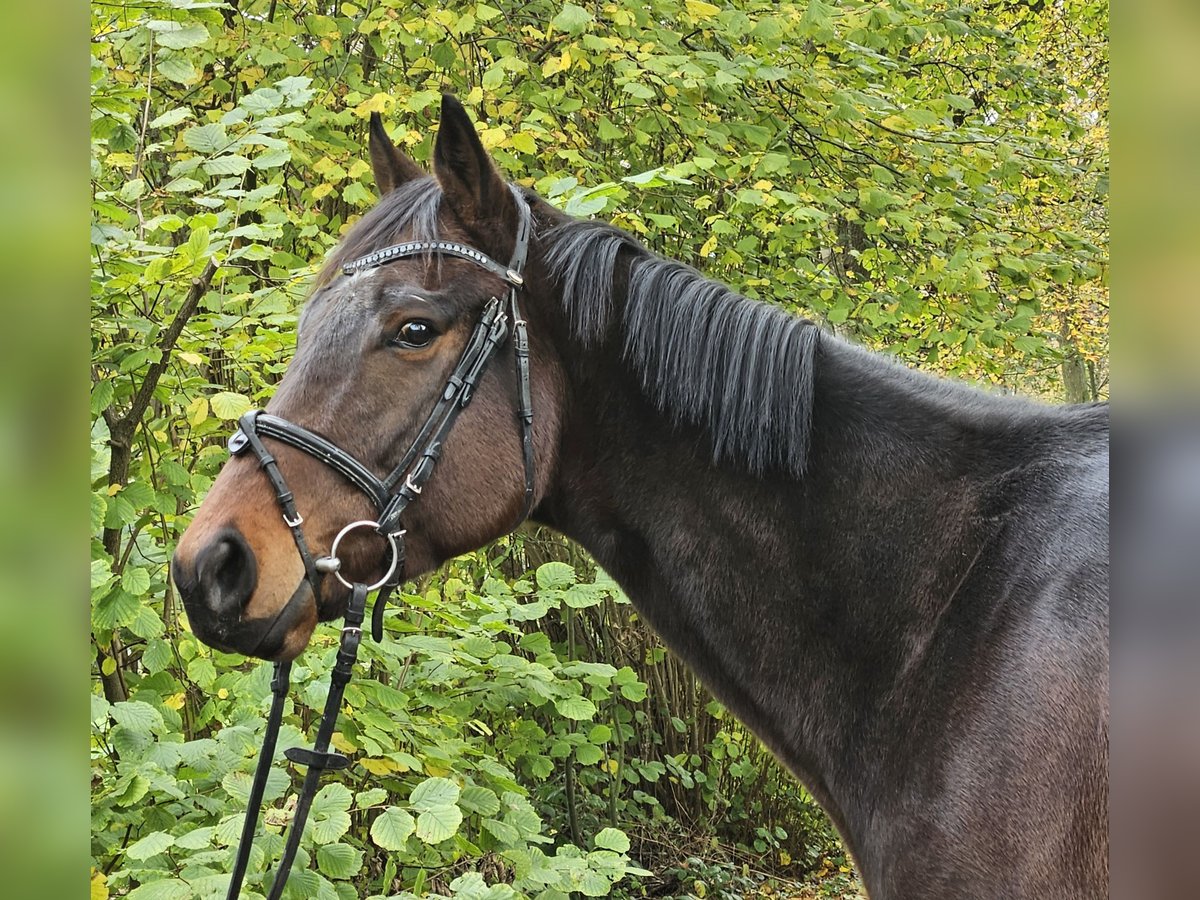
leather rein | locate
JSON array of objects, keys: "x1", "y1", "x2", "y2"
[{"x1": 220, "y1": 185, "x2": 535, "y2": 899}]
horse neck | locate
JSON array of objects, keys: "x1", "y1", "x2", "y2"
[{"x1": 538, "y1": 324, "x2": 1042, "y2": 862}]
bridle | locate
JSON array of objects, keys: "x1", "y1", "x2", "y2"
[{"x1": 220, "y1": 185, "x2": 535, "y2": 900}]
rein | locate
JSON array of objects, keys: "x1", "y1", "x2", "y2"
[{"x1": 220, "y1": 186, "x2": 535, "y2": 899}]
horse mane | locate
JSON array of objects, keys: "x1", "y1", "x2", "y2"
[
  {"x1": 315, "y1": 178, "x2": 821, "y2": 477},
  {"x1": 545, "y1": 220, "x2": 820, "y2": 477}
]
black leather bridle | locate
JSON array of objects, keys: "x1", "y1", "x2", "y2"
[{"x1": 221, "y1": 185, "x2": 535, "y2": 900}]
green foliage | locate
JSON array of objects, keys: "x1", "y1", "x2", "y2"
[{"x1": 91, "y1": 0, "x2": 1106, "y2": 897}]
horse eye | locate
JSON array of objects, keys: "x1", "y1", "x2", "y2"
[{"x1": 391, "y1": 320, "x2": 436, "y2": 349}]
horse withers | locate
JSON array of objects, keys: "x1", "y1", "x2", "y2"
[{"x1": 173, "y1": 95, "x2": 1108, "y2": 899}]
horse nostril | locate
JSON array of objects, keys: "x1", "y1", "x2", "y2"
[{"x1": 194, "y1": 528, "x2": 258, "y2": 616}]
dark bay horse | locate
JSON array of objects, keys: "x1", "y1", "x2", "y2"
[{"x1": 173, "y1": 95, "x2": 1109, "y2": 899}]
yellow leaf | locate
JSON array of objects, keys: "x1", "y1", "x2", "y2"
[
  {"x1": 178, "y1": 351, "x2": 203, "y2": 365},
  {"x1": 312, "y1": 183, "x2": 334, "y2": 200},
  {"x1": 331, "y1": 732, "x2": 357, "y2": 753},
  {"x1": 693, "y1": 879, "x2": 707, "y2": 898},
  {"x1": 542, "y1": 49, "x2": 571, "y2": 77},
  {"x1": 510, "y1": 132, "x2": 536, "y2": 154},
  {"x1": 779, "y1": 850, "x2": 791, "y2": 866},
  {"x1": 752, "y1": 179, "x2": 774, "y2": 191},
  {"x1": 479, "y1": 127, "x2": 507, "y2": 150},
  {"x1": 186, "y1": 396, "x2": 208, "y2": 427},
  {"x1": 347, "y1": 159, "x2": 370, "y2": 179},
  {"x1": 880, "y1": 114, "x2": 908, "y2": 131},
  {"x1": 91, "y1": 871, "x2": 109, "y2": 900},
  {"x1": 424, "y1": 760, "x2": 452, "y2": 777},
  {"x1": 164, "y1": 693, "x2": 186, "y2": 710},
  {"x1": 101, "y1": 657, "x2": 116, "y2": 677},
  {"x1": 360, "y1": 757, "x2": 396, "y2": 775},
  {"x1": 602, "y1": 759, "x2": 619, "y2": 775},
  {"x1": 699, "y1": 235, "x2": 718, "y2": 257},
  {"x1": 354, "y1": 92, "x2": 392, "y2": 117},
  {"x1": 217, "y1": 688, "x2": 229, "y2": 699},
  {"x1": 685, "y1": 0, "x2": 721, "y2": 18}
]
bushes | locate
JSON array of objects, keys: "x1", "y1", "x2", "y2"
[{"x1": 91, "y1": 545, "x2": 844, "y2": 898}]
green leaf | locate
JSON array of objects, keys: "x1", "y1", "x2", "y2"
[
  {"x1": 253, "y1": 148, "x2": 291, "y2": 169},
  {"x1": 535, "y1": 562, "x2": 575, "y2": 591},
  {"x1": 482, "y1": 817, "x2": 518, "y2": 844},
  {"x1": 574, "y1": 743, "x2": 603, "y2": 765},
  {"x1": 409, "y1": 776, "x2": 461, "y2": 810},
  {"x1": 183, "y1": 123, "x2": 229, "y2": 154},
  {"x1": 312, "y1": 810, "x2": 352, "y2": 844},
  {"x1": 127, "y1": 879, "x2": 192, "y2": 900},
  {"x1": 149, "y1": 107, "x2": 192, "y2": 129},
  {"x1": 355, "y1": 787, "x2": 387, "y2": 808},
  {"x1": 313, "y1": 782, "x2": 353, "y2": 813},
  {"x1": 459, "y1": 785, "x2": 501, "y2": 816},
  {"x1": 209, "y1": 392, "x2": 253, "y2": 420},
  {"x1": 126, "y1": 830, "x2": 174, "y2": 860},
  {"x1": 121, "y1": 566, "x2": 151, "y2": 596},
  {"x1": 593, "y1": 827, "x2": 630, "y2": 853},
  {"x1": 93, "y1": 586, "x2": 139, "y2": 630},
  {"x1": 110, "y1": 700, "x2": 164, "y2": 734},
  {"x1": 550, "y1": 4, "x2": 594, "y2": 34},
  {"x1": 370, "y1": 806, "x2": 415, "y2": 850},
  {"x1": 316, "y1": 843, "x2": 363, "y2": 879},
  {"x1": 175, "y1": 826, "x2": 215, "y2": 850},
  {"x1": 157, "y1": 55, "x2": 197, "y2": 84},
  {"x1": 202, "y1": 155, "x2": 252, "y2": 176},
  {"x1": 160, "y1": 26, "x2": 209, "y2": 51},
  {"x1": 554, "y1": 696, "x2": 597, "y2": 721},
  {"x1": 415, "y1": 804, "x2": 462, "y2": 843}
]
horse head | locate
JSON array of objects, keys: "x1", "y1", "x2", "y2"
[{"x1": 172, "y1": 95, "x2": 565, "y2": 660}]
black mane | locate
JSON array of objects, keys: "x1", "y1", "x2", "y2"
[{"x1": 545, "y1": 220, "x2": 820, "y2": 477}]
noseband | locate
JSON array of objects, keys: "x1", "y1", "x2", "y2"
[{"x1": 220, "y1": 185, "x2": 535, "y2": 899}]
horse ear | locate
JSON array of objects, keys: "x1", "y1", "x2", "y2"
[
  {"x1": 369, "y1": 112, "x2": 424, "y2": 195},
  {"x1": 432, "y1": 93, "x2": 513, "y2": 227}
]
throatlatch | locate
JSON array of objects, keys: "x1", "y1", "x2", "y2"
[{"x1": 221, "y1": 187, "x2": 535, "y2": 899}]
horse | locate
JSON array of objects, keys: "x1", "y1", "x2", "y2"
[{"x1": 172, "y1": 94, "x2": 1109, "y2": 899}]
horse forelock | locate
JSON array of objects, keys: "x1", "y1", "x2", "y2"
[{"x1": 313, "y1": 177, "x2": 445, "y2": 289}]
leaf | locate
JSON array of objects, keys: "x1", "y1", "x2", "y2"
[
  {"x1": 157, "y1": 55, "x2": 197, "y2": 84},
  {"x1": 253, "y1": 148, "x2": 291, "y2": 169},
  {"x1": 126, "y1": 830, "x2": 174, "y2": 860},
  {"x1": 415, "y1": 804, "x2": 463, "y2": 843},
  {"x1": 574, "y1": 743, "x2": 603, "y2": 765},
  {"x1": 550, "y1": 4, "x2": 594, "y2": 34},
  {"x1": 182, "y1": 123, "x2": 229, "y2": 154},
  {"x1": 209, "y1": 392, "x2": 253, "y2": 420},
  {"x1": 121, "y1": 566, "x2": 151, "y2": 596},
  {"x1": 593, "y1": 827, "x2": 630, "y2": 853},
  {"x1": 312, "y1": 810, "x2": 352, "y2": 844},
  {"x1": 535, "y1": 562, "x2": 575, "y2": 591},
  {"x1": 149, "y1": 107, "x2": 192, "y2": 129},
  {"x1": 370, "y1": 806, "x2": 415, "y2": 850},
  {"x1": 154, "y1": 24, "x2": 210, "y2": 50},
  {"x1": 685, "y1": 0, "x2": 721, "y2": 18},
  {"x1": 316, "y1": 842, "x2": 363, "y2": 879},
  {"x1": 409, "y1": 776, "x2": 461, "y2": 810},
  {"x1": 110, "y1": 700, "x2": 164, "y2": 735},
  {"x1": 459, "y1": 785, "x2": 501, "y2": 816},
  {"x1": 482, "y1": 817, "x2": 519, "y2": 844},
  {"x1": 127, "y1": 879, "x2": 192, "y2": 900},
  {"x1": 202, "y1": 155, "x2": 252, "y2": 176},
  {"x1": 554, "y1": 696, "x2": 597, "y2": 721}
]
